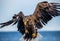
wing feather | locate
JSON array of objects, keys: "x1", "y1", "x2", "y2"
[
  {"x1": 40, "y1": 2, "x2": 60, "y2": 24},
  {"x1": 0, "y1": 14, "x2": 18, "y2": 28},
  {"x1": 33, "y1": 1, "x2": 60, "y2": 28},
  {"x1": 0, "y1": 20, "x2": 14, "y2": 28}
]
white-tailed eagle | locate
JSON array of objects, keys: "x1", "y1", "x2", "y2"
[{"x1": 0, "y1": 1, "x2": 60, "y2": 41}]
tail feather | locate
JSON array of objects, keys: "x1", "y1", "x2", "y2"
[{"x1": 20, "y1": 33, "x2": 42, "y2": 41}]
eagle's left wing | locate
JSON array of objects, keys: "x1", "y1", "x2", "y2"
[{"x1": 33, "y1": 1, "x2": 60, "y2": 29}]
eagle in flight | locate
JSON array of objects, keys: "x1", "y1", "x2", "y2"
[{"x1": 0, "y1": 1, "x2": 60, "y2": 41}]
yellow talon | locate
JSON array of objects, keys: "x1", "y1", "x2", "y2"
[
  {"x1": 32, "y1": 33, "x2": 36, "y2": 38},
  {"x1": 25, "y1": 29, "x2": 29, "y2": 34}
]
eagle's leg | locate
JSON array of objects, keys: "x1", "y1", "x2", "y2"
[
  {"x1": 25, "y1": 29, "x2": 29, "y2": 34},
  {"x1": 24, "y1": 27, "x2": 29, "y2": 40},
  {"x1": 24, "y1": 27, "x2": 37, "y2": 40},
  {"x1": 32, "y1": 27, "x2": 37, "y2": 38}
]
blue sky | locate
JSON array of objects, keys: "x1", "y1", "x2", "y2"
[{"x1": 0, "y1": 0, "x2": 60, "y2": 31}]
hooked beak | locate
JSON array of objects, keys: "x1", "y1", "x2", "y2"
[{"x1": 24, "y1": 19, "x2": 28, "y2": 26}]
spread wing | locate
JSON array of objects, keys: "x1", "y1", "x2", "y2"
[
  {"x1": 0, "y1": 14, "x2": 18, "y2": 28},
  {"x1": 0, "y1": 11, "x2": 25, "y2": 28},
  {"x1": 0, "y1": 11, "x2": 25, "y2": 34},
  {"x1": 33, "y1": 1, "x2": 60, "y2": 28}
]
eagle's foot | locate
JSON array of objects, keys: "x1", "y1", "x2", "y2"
[
  {"x1": 32, "y1": 33, "x2": 37, "y2": 38},
  {"x1": 25, "y1": 29, "x2": 29, "y2": 34}
]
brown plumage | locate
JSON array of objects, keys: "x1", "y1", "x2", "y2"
[{"x1": 0, "y1": 1, "x2": 60, "y2": 41}]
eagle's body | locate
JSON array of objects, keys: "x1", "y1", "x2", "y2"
[{"x1": 0, "y1": 1, "x2": 60, "y2": 41}]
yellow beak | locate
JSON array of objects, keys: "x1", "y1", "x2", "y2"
[
  {"x1": 24, "y1": 19, "x2": 28, "y2": 25},
  {"x1": 24, "y1": 21, "x2": 27, "y2": 26}
]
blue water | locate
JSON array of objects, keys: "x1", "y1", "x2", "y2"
[{"x1": 0, "y1": 31, "x2": 60, "y2": 41}]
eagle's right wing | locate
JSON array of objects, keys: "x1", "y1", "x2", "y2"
[{"x1": 0, "y1": 14, "x2": 18, "y2": 28}]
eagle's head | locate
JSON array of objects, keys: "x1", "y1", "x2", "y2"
[{"x1": 24, "y1": 16, "x2": 34, "y2": 26}]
